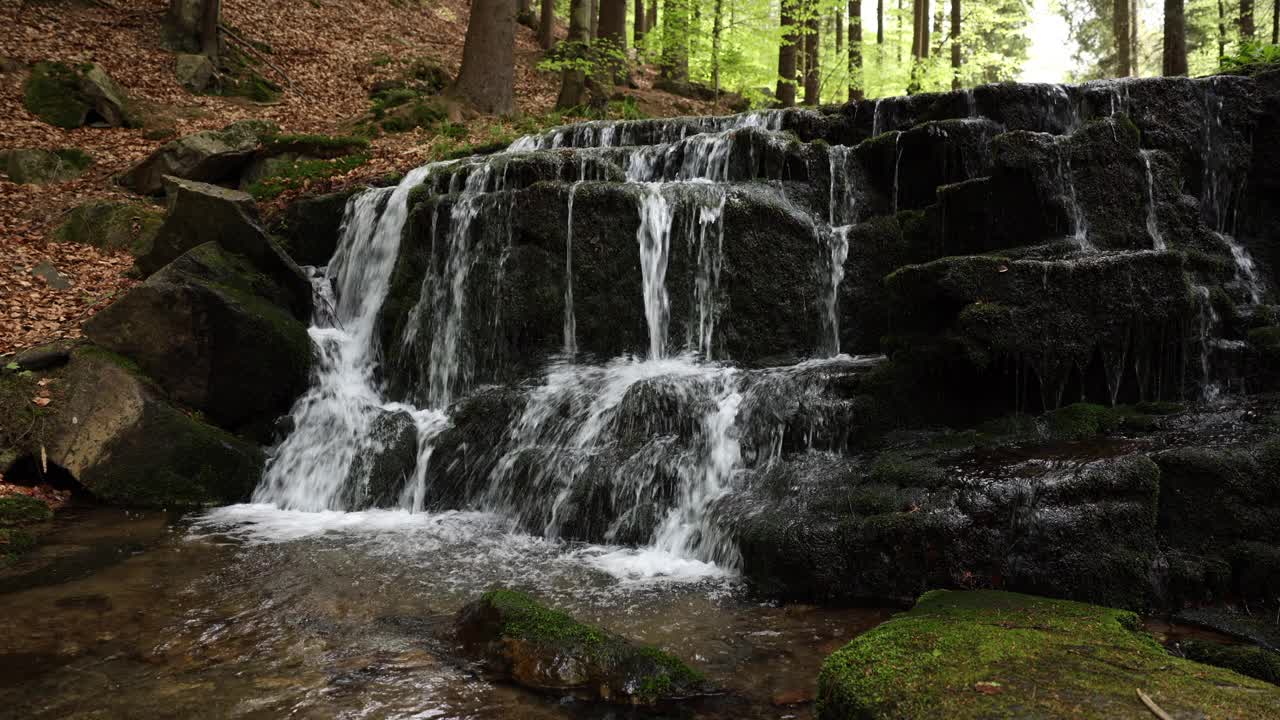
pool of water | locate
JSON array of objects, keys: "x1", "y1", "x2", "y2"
[{"x1": 0, "y1": 505, "x2": 893, "y2": 719}]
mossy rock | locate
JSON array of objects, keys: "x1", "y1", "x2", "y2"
[
  {"x1": 0, "y1": 495, "x2": 53, "y2": 526},
  {"x1": 455, "y1": 588, "x2": 706, "y2": 704},
  {"x1": 260, "y1": 133, "x2": 370, "y2": 159},
  {"x1": 23, "y1": 61, "x2": 135, "y2": 129},
  {"x1": 0, "y1": 527, "x2": 36, "y2": 567},
  {"x1": 1044, "y1": 402, "x2": 1120, "y2": 440},
  {"x1": 53, "y1": 200, "x2": 164, "y2": 256},
  {"x1": 0, "y1": 148, "x2": 92, "y2": 184},
  {"x1": 1181, "y1": 640, "x2": 1280, "y2": 686},
  {"x1": 817, "y1": 589, "x2": 1280, "y2": 719}
]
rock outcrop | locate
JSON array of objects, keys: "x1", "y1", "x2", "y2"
[
  {"x1": 53, "y1": 200, "x2": 164, "y2": 255},
  {"x1": 119, "y1": 120, "x2": 278, "y2": 195},
  {"x1": 0, "y1": 148, "x2": 92, "y2": 184},
  {"x1": 22, "y1": 61, "x2": 135, "y2": 129},
  {"x1": 455, "y1": 589, "x2": 706, "y2": 704}
]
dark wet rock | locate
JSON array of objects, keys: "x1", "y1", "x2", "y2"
[
  {"x1": 419, "y1": 386, "x2": 527, "y2": 509},
  {"x1": 83, "y1": 242, "x2": 314, "y2": 441},
  {"x1": 854, "y1": 118, "x2": 1000, "y2": 213},
  {"x1": 22, "y1": 61, "x2": 136, "y2": 129},
  {"x1": 817, "y1": 590, "x2": 1280, "y2": 720},
  {"x1": 13, "y1": 342, "x2": 72, "y2": 371},
  {"x1": 135, "y1": 176, "x2": 312, "y2": 320},
  {"x1": 119, "y1": 119, "x2": 278, "y2": 195},
  {"x1": 343, "y1": 410, "x2": 419, "y2": 509},
  {"x1": 53, "y1": 200, "x2": 165, "y2": 256},
  {"x1": 269, "y1": 189, "x2": 358, "y2": 266},
  {"x1": 0, "y1": 148, "x2": 92, "y2": 184},
  {"x1": 454, "y1": 589, "x2": 706, "y2": 704},
  {"x1": 33, "y1": 347, "x2": 265, "y2": 506}
]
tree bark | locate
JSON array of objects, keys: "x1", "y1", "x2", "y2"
[
  {"x1": 540, "y1": 0, "x2": 557, "y2": 49},
  {"x1": 777, "y1": 0, "x2": 798, "y2": 107},
  {"x1": 168, "y1": 0, "x2": 220, "y2": 57},
  {"x1": 1274, "y1": 0, "x2": 1278, "y2": 43},
  {"x1": 712, "y1": 0, "x2": 724, "y2": 100},
  {"x1": 590, "y1": 0, "x2": 600, "y2": 39},
  {"x1": 635, "y1": 0, "x2": 646, "y2": 44},
  {"x1": 598, "y1": 0, "x2": 627, "y2": 84},
  {"x1": 557, "y1": 0, "x2": 591, "y2": 108},
  {"x1": 1163, "y1": 0, "x2": 1188, "y2": 75},
  {"x1": 1218, "y1": 0, "x2": 1226, "y2": 60},
  {"x1": 518, "y1": 0, "x2": 533, "y2": 20},
  {"x1": 660, "y1": 0, "x2": 689, "y2": 81},
  {"x1": 1114, "y1": 0, "x2": 1131, "y2": 76},
  {"x1": 876, "y1": 0, "x2": 884, "y2": 43},
  {"x1": 804, "y1": 9, "x2": 820, "y2": 105},
  {"x1": 1240, "y1": 0, "x2": 1255, "y2": 38},
  {"x1": 646, "y1": 2, "x2": 658, "y2": 37},
  {"x1": 849, "y1": 0, "x2": 863, "y2": 100},
  {"x1": 950, "y1": 0, "x2": 961, "y2": 89},
  {"x1": 454, "y1": 0, "x2": 516, "y2": 114},
  {"x1": 836, "y1": 7, "x2": 845, "y2": 53},
  {"x1": 1130, "y1": 0, "x2": 1139, "y2": 76}
]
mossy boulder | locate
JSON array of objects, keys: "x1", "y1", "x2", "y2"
[
  {"x1": 269, "y1": 188, "x2": 357, "y2": 266},
  {"x1": 455, "y1": 589, "x2": 706, "y2": 704},
  {"x1": 0, "y1": 495, "x2": 53, "y2": 526},
  {"x1": 83, "y1": 241, "x2": 314, "y2": 442},
  {"x1": 0, "y1": 148, "x2": 92, "y2": 184},
  {"x1": 22, "y1": 61, "x2": 136, "y2": 129},
  {"x1": 817, "y1": 590, "x2": 1280, "y2": 719},
  {"x1": 53, "y1": 200, "x2": 164, "y2": 255},
  {"x1": 26, "y1": 348, "x2": 266, "y2": 507},
  {"x1": 1181, "y1": 640, "x2": 1280, "y2": 686},
  {"x1": 119, "y1": 119, "x2": 278, "y2": 195}
]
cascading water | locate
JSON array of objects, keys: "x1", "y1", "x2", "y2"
[
  {"x1": 635, "y1": 183, "x2": 674, "y2": 359},
  {"x1": 563, "y1": 181, "x2": 580, "y2": 356},
  {"x1": 1140, "y1": 150, "x2": 1165, "y2": 251}
]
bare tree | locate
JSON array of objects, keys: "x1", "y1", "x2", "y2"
[
  {"x1": 454, "y1": 0, "x2": 516, "y2": 114},
  {"x1": 777, "y1": 0, "x2": 798, "y2": 106},
  {"x1": 1163, "y1": 0, "x2": 1188, "y2": 75},
  {"x1": 557, "y1": 0, "x2": 592, "y2": 108}
]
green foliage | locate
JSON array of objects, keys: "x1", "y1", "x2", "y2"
[
  {"x1": 1222, "y1": 42, "x2": 1280, "y2": 73},
  {"x1": 247, "y1": 154, "x2": 369, "y2": 200}
]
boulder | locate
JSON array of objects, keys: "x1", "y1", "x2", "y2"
[
  {"x1": 175, "y1": 53, "x2": 216, "y2": 93},
  {"x1": 119, "y1": 119, "x2": 278, "y2": 195},
  {"x1": 342, "y1": 409, "x2": 419, "y2": 509},
  {"x1": 27, "y1": 348, "x2": 265, "y2": 507},
  {"x1": 270, "y1": 189, "x2": 357, "y2": 266},
  {"x1": 817, "y1": 590, "x2": 1280, "y2": 720},
  {"x1": 0, "y1": 148, "x2": 92, "y2": 184},
  {"x1": 455, "y1": 589, "x2": 706, "y2": 704},
  {"x1": 136, "y1": 176, "x2": 312, "y2": 319},
  {"x1": 83, "y1": 242, "x2": 314, "y2": 441},
  {"x1": 53, "y1": 200, "x2": 165, "y2": 256},
  {"x1": 30, "y1": 261, "x2": 70, "y2": 290},
  {"x1": 22, "y1": 61, "x2": 136, "y2": 129}
]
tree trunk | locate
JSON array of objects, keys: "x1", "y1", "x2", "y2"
[
  {"x1": 168, "y1": 0, "x2": 219, "y2": 57},
  {"x1": 557, "y1": 0, "x2": 591, "y2": 108},
  {"x1": 804, "y1": 10, "x2": 820, "y2": 105},
  {"x1": 932, "y1": 0, "x2": 943, "y2": 58},
  {"x1": 540, "y1": 0, "x2": 557, "y2": 49},
  {"x1": 876, "y1": 0, "x2": 884, "y2": 43},
  {"x1": 849, "y1": 0, "x2": 863, "y2": 100},
  {"x1": 455, "y1": 0, "x2": 516, "y2": 114},
  {"x1": 836, "y1": 7, "x2": 845, "y2": 53},
  {"x1": 777, "y1": 0, "x2": 798, "y2": 107},
  {"x1": 950, "y1": 0, "x2": 961, "y2": 89},
  {"x1": 1218, "y1": 0, "x2": 1226, "y2": 60},
  {"x1": 1163, "y1": 0, "x2": 1188, "y2": 75},
  {"x1": 1114, "y1": 0, "x2": 1131, "y2": 76},
  {"x1": 1240, "y1": 0, "x2": 1255, "y2": 38},
  {"x1": 660, "y1": 0, "x2": 689, "y2": 81},
  {"x1": 635, "y1": 0, "x2": 646, "y2": 44},
  {"x1": 598, "y1": 0, "x2": 627, "y2": 84},
  {"x1": 1130, "y1": 0, "x2": 1139, "y2": 76},
  {"x1": 590, "y1": 0, "x2": 600, "y2": 39},
  {"x1": 712, "y1": 0, "x2": 724, "y2": 100},
  {"x1": 518, "y1": 0, "x2": 533, "y2": 20},
  {"x1": 646, "y1": 2, "x2": 658, "y2": 37},
  {"x1": 1274, "y1": 0, "x2": 1278, "y2": 43}
]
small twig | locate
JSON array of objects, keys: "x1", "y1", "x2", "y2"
[
  {"x1": 1137, "y1": 689, "x2": 1174, "y2": 720},
  {"x1": 217, "y1": 24, "x2": 299, "y2": 95}
]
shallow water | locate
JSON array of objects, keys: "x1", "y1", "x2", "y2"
[{"x1": 0, "y1": 505, "x2": 892, "y2": 720}]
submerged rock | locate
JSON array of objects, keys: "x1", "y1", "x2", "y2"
[
  {"x1": 817, "y1": 590, "x2": 1280, "y2": 719},
  {"x1": 454, "y1": 589, "x2": 706, "y2": 704}
]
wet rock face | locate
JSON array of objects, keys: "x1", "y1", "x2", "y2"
[{"x1": 454, "y1": 589, "x2": 705, "y2": 704}]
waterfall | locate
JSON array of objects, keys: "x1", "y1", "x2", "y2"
[
  {"x1": 564, "y1": 181, "x2": 580, "y2": 356},
  {"x1": 1193, "y1": 285, "x2": 1222, "y2": 402},
  {"x1": 1057, "y1": 142, "x2": 1090, "y2": 250},
  {"x1": 636, "y1": 184, "x2": 674, "y2": 359},
  {"x1": 691, "y1": 191, "x2": 727, "y2": 359},
  {"x1": 825, "y1": 227, "x2": 851, "y2": 357},
  {"x1": 892, "y1": 132, "x2": 903, "y2": 214},
  {"x1": 1201, "y1": 79, "x2": 1264, "y2": 305},
  {"x1": 1140, "y1": 150, "x2": 1165, "y2": 251}
]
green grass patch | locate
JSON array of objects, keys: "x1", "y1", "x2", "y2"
[{"x1": 247, "y1": 154, "x2": 369, "y2": 200}]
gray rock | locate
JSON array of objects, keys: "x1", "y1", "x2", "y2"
[
  {"x1": 0, "y1": 148, "x2": 92, "y2": 184},
  {"x1": 270, "y1": 189, "x2": 357, "y2": 266},
  {"x1": 175, "y1": 53, "x2": 216, "y2": 93},
  {"x1": 13, "y1": 342, "x2": 72, "y2": 371},
  {"x1": 343, "y1": 410, "x2": 419, "y2": 509},
  {"x1": 31, "y1": 261, "x2": 70, "y2": 290},
  {"x1": 22, "y1": 62, "x2": 136, "y2": 129},
  {"x1": 52, "y1": 200, "x2": 165, "y2": 256},
  {"x1": 119, "y1": 119, "x2": 278, "y2": 195}
]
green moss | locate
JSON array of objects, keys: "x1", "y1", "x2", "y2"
[
  {"x1": 0, "y1": 495, "x2": 53, "y2": 526},
  {"x1": 260, "y1": 133, "x2": 370, "y2": 158},
  {"x1": 1045, "y1": 403, "x2": 1119, "y2": 440},
  {"x1": 482, "y1": 589, "x2": 610, "y2": 647},
  {"x1": 817, "y1": 590, "x2": 1280, "y2": 720},
  {"x1": 23, "y1": 62, "x2": 90, "y2": 128},
  {"x1": 0, "y1": 527, "x2": 36, "y2": 566},
  {"x1": 76, "y1": 345, "x2": 143, "y2": 375},
  {"x1": 247, "y1": 154, "x2": 369, "y2": 200},
  {"x1": 379, "y1": 99, "x2": 448, "y2": 133},
  {"x1": 1181, "y1": 640, "x2": 1280, "y2": 686},
  {"x1": 53, "y1": 200, "x2": 164, "y2": 256}
]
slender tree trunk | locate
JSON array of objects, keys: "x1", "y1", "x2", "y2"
[
  {"x1": 1274, "y1": 0, "x2": 1278, "y2": 42},
  {"x1": 518, "y1": 0, "x2": 532, "y2": 20},
  {"x1": 777, "y1": 0, "x2": 798, "y2": 106},
  {"x1": 660, "y1": 0, "x2": 689, "y2": 81},
  {"x1": 454, "y1": 0, "x2": 516, "y2": 114},
  {"x1": 932, "y1": 0, "x2": 943, "y2": 58},
  {"x1": 646, "y1": 2, "x2": 658, "y2": 37},
  {"x1": 950, "y1": 0, "x2": 961, "y2": 89},
  {"x1": 1240, "y1": 0, "x2": 1255, "y2": 38},
  {"x1": 849, "y1": 0, "x2": 863, "y2": 100},
  {"x1": 1130, "y1": 0, "x2": 1139, "y2": 76},
  {"x1": 1218, "y1": 0, "x2": 1226, "y2": 60},
  {"x1": 540, "y1": 0, "x2": 557, "y2": 49},
  {"x1": 897, "y1": 0, "x2": 904, "y2": 62},
  {"x1": 598, "y1": 0, "x2": 627, "y2": 84},
  {"x1": 635, "y1": 0, "x2": 646, "y2": 44},
  {"x1": 557, "y1": 0, "x2": 591, "y2": 108},
  {"x1": 877, "y1": 0, "x2": 884, "y2": 43},
  {"x1": 804, "y1": 10, "x2": 820, "y2": 105},
  {"x1": 591, "y1": 0, "x2": 600, "y2": 38},
  {"x1": 908, "y1": 0, "x2": 927, "y2": 92},
  {"x1": 200, "y1": 0, "x2": 220, "y2": 60},
  {"x1": 712, "y1": 0, "x2": 724, "y2": 101},
  {"x1": 1163, "y1": 0, "x2": 1188, "y2": 75},
  {"x1": 1114, "y1": 0, "x2": 1131, "y2": 76},
  {"x1": 836, "y1": 7, "x2": 845, "y2": 53}
]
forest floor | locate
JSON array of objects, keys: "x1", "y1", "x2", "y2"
[{"x1": 0, "y1": 0, "x2": 729, "y2": 355}]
